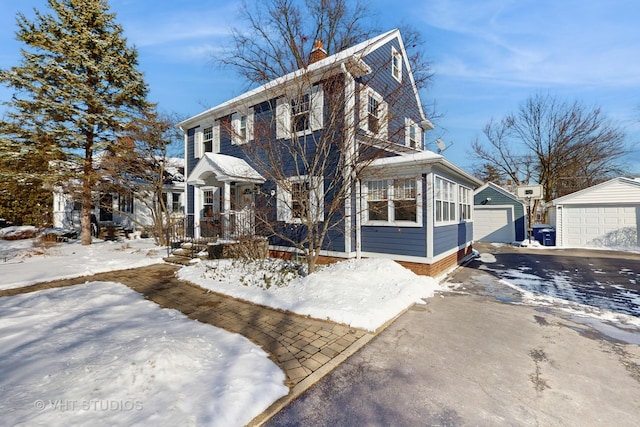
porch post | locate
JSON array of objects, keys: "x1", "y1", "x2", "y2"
[
  {"x1": 223, "y1": 182, "x2": 231, "y2": 239},
  {"x1": 193, "y1": 186, "x2": 201, "y2": 239}
]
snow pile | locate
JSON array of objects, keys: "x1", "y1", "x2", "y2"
[
  {"x1": 178, "y1": 257, "x2": 442, "y2": 331},
  {"x1": 0, "y1": 282, "x2": 287, "y2": 427}
]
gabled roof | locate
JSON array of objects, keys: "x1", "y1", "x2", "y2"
[
  {"x1": 177, "y1": 29, "x2": 426, "y2": 128},
  {"x1": 549, "y1": 177, "x2": 640, "y2": 205},
  {"x1": 187, "y1": 153, "x2": 265, "y2": 185},
  {"x1": 474, "y1": 182, "x2": 524, "y2": 204}
]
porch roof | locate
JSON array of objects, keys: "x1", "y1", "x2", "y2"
[{"x1": 187, "y1": 153, "x2": 265, "y2": 186}]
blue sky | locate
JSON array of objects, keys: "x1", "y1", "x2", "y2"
[{"x1": 1, "y1": 0, "x2": 639, "y2": 173}]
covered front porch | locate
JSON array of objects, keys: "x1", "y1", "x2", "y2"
[{"x1": 187, "y1": 153, "x2": 265, "y2": 240}]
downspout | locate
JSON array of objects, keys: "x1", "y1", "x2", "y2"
[{"x1": 355, "y1": 178, "x2": 362, "y2": 259}]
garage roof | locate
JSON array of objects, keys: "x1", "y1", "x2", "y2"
[{"x1": 549, "y1": 177, "x2": 640, "y2": 205}]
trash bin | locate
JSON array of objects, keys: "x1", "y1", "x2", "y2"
[
  {"x1": 532, "y1": 224, "x2": 553, "y2": 244},
  {"x1": 539, "y1": 228, "x2": 556, "y2": 246}
]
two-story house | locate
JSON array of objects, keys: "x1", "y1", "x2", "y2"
[{"x1": 178, "y1": 29, "x2": 480, "y2": 276}]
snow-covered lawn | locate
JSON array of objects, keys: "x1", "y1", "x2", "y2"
[
  {"x1": 0, "y1": 233, "x2": 165, "y2": 290},
  {"x1": 1, "y1": 227, "x2": 442, "y2": 426},
  {"x1": 0, "y1": 281, "x2": 287, "y2": 426}
]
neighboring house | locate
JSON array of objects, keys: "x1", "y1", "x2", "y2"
[
  {"x1": 473, "y1": 182, "x2": 526, "y2": 243},
  {"x1": 53, "y1": 157, "x2": 185, "y2": 234},
  {"x1": 547, "y1": 177, "x2": 640, "y2": 249},
  {"x1": 177, "y1": 29, "x2": 481, "y2": 276}
]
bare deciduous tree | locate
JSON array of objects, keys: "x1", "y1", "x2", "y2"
[
  {"x1": 101, "y1": 109, "x2": 184, "y2": 245},
  {"x1": 217, "y1": 0, "x2": 433, "y2": 90},
  {"x1": 472, "y1": 93, "x2": 628, "y2": 205}
]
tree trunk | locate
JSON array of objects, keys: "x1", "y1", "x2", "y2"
[{"x1": 81, "y1": 143, "x2": 94, "y2": 245}]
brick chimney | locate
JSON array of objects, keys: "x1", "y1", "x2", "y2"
[{"x1": 309, "y1": 39, "x2": 327, "y2": 64}]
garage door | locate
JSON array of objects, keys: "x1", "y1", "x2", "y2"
[
  {"x1": 474, "y1": 206, "x2": 515, "y2": 243},
  {"x1": 563, "y1": 205, "x2": 639, "y2": 247}
]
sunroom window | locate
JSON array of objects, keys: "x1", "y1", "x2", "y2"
[
  {"x1": 367, "y1": 180, "x2": 388, "y2": 221},
  {"x1": 394, "y1": 179, "x2": 416, "y2": 221},
  {"x1": 435, "y1": 177, "x2": 456, "y2": 223},
  {"x1": 365, "y1": 178, "x2": 420, "y2": 224},
  {"x1": 459, "y1": 186, "x2": 472, "y2": 221}
]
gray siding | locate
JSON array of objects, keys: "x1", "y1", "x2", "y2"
[{"x1": 474, "y1": 187, "x2": 526, "y2": 241}]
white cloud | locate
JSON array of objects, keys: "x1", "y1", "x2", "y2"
[{"x1": 422, "y1": 0, "x2": 640, "y2": 87}]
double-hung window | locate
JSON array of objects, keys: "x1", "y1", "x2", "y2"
[
  {"x1": 405, "y1": 118, "x2": 421, "y2": 149},
  {"x1": 276, "y1": 85, "x2": 324, "y2": 139},
  {"x1": 291, "y1": 93, "x2": 311, "y2": 133},
  {"x1": 203, "y1": 126, "x2": 213, "y2": 153},
  {"x1": 435, "y1": 177, "x2": 456, "y2": 223},
  {"x1": 231, "y1": 108, "x2": 254, "y2": 145},
  {"x1": 367, "y1": 180, "x2": 388, "y2": 221},
  {"x1": 359, "y1": 86, "x2": 387, "y2": 139},
  {"x1": 119, "y1": 192, "x2": 134, "y2": 214},
  {"x1": 459, "y1": 186, "x2": 472, "y2": 221},
  {"x1": 196, "y1": 122, "x2": 220, "y2": 158},
  {"x1": 368, "y1": 96, "x2": 380, "y2": 135},
  {"x1": 394, "y1": 179, "x2": 417, "y2": 222},
  {"x1": 203, "y1": 189, "x2": 214, "y2": 218},
  {"x1": 291, "y1": 180, "x2": 310, "y2": 220},
  {"x1": 277, "y1": 176, "x2": 324, "y2": 223},
  {"x1": 172, "y1": 193, "x2": 182, "y2": 213},
  {"x1": 391, "y1": 46, "x2": 402, "y2": 82},
  {"x1": 365, "y1": 178, "x2": 420, "y2": 225}
]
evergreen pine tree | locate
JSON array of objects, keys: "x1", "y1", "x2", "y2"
[{"x1": 0, "y1": 0, "x2": 148, "y2": 244}]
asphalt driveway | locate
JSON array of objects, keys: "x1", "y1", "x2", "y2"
[
  {"x1": 466, "y1": 242, "x2": 640, "y2": 317},
  {"x1": 265, "y1": 245, "x2": 640, "y2": 426}
]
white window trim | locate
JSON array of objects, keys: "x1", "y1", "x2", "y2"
[
  {"x1": 362, "y1": 177, "x2": 422, "y2": 227},
  {"x1": 276, "y1": 84, "x2": 324, "y2": 139},
  {"x1": 459, "y1": 185, "x2": 473, "y2": 222},
  {"x1": 434, "y1": 176, "x2": 458, "y2": 226},
  {"x1": 231, "y1": 107, "x2": 254, "y2": 145},
  {"x1": 359, "y1": 86, "x2": 388, "y2": 140},
  {"x1": 405, "y1": 118, "x2": 421, "y2": 149},
  {"x1": 391, "y1": 46, "x2": 403, "y2": 83},
  {"x1": 195, "y1": 122, "x2": 220, "y2": 158},
  {"x1": 201, "y1": 122, "x2": 221, "y2": 154},
  {"x1": 276, "y1": 175, "x2": 324, "y2": 223}
]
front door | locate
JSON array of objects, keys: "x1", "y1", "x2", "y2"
[{"x1": 99, "y1": 194, "x2": 113, "y2": 222}]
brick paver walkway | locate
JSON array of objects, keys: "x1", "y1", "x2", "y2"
[{"x1": 0, "y1": 263, "x2": 371, "y2": 388}]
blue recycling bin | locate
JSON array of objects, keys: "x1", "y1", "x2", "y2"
[
  {"x1": 540, "y1": 228, "x2": 555, "y2": 246},
  {"x1": 532, "y1": 224, "x2": 553, "y2": 243}
]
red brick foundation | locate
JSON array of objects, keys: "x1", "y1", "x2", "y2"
[
  {"x1": 397, "y1": 245, "x2": 473, "y2": 277},
  {"x1": 269, "y1": 245, "x2": 473, "y2": 278}
]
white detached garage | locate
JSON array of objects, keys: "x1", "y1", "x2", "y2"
[{"x1": 547, "y1": 177, "x2": 640, "y2": 249}]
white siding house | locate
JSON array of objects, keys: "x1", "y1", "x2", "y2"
[{"x1": 547, "y1": 177, "x2": 640, "y2": 249}]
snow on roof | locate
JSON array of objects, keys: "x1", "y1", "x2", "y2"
[
  {"x1": 177, "y1": 29, "x2": 408, "y2": 128},
  {"x1": 368, "y1": 150, "x2": 442, "y2": 167},
  {"x1": 188, "y1": 153, "x2": 265, "y2": 184},
  {"x1": 367, "y1": 151, "x2": 482, "y2": 186}
]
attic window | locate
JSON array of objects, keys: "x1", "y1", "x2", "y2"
[
  {"x1": 405, "y1": 118, "x2": 421, "y2": 149},
  {"x1": 368, "y1": 96, "x2": 380, "y2": 134},
  {"x1": 391, "y1": 46, "x2": 402, "y2": 82}
]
